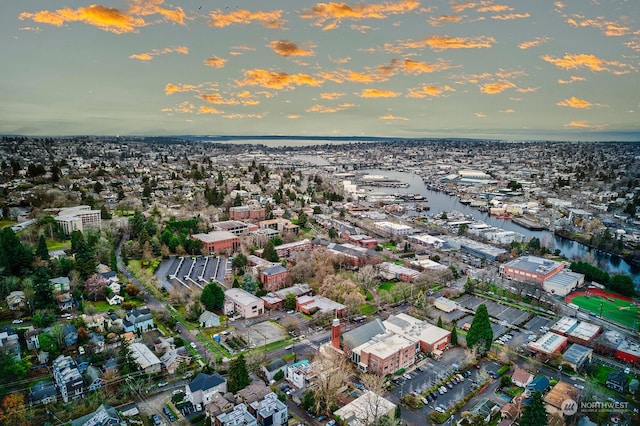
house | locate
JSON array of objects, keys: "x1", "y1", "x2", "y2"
[
  {"x1": 124, "y1": 308, "x2": 154, "y2": 333},
  {"x1": 286, "y1": 359, "x2": 313, "y2": 389},
  {"x1": 215, "y1": 403, "x2": 257, "y2": 426},
  {"x1": 82, "y1": 312, "x2": 111, "y2": 333},
  {"x1": 130, "y1": 342, "x2": 162, "y2": 374},
  {"x1": 511, "y1": 368, "x2": 534, "y2": 388},
  {"x1": 248, "y1": 392, "x2": 288, "y2": 426},
  {"x1": 29, "y1": 380, "x2": 57, "y2": 406},
  {"x1": 0, "y1": 330, "x2": 21, "y2": 360},
  {"x1": 49, "y1": 276, "x2": 71, "y2": 292},
  {"x1": 6, "y1": 290, "x2": 26, "y2": 310},
  {"x1": 204, "y1": 392, "x2": 235, "y2": 418},
  {"x1": 500, "y1": 403, "x2": 520, "y2": 420},
  {"x1": 161, "y1": 347, "x2": 191, "y2": 375},
  {"x1": 261, "y1": 358, "x2": 287, "y2": 382},
  {"x1": 107, "y1": 293, "x2": 124, "y2": 305},
  {"x1": 25, "y1": 326, "x2": 41, "y2": 350},
  {"x1": 52, "y1": 355, "x2": 85, "y2": 403},
  {"x1": 83, "y1": 365, "x2": 105, "y2": 392},
  {"x1": 56, "y1": 292, "x2": 74, "y2": 311},
  {"x1": 527, "y1": 376, "x2": 550, "y2": 394},
  {"x1": 236, "y1": 381, "x2": 272, "y2": 406},
  {"x1": 69, "y1": 404, "x2": 121, "y2": 426},
  {"x1": 259, "y1": 264, "x2": 291, "y2": 292},
  {"x1": 186, "y1": 373, "x2": 227, "y2": 406},
  {"x1": 87, "y1": 332, "x2": 105, "y2": 354},
  {"x1": 295, "y1": 295, "x2": 346, "y2": 316},
  {"x1": 469, "y1": 399, "x2": 500, "y2": 423},
  {"x1": 62, "y1": 323, "x2": 78, "y2": 346},
  {"x1": 605, "y1": 371, "x2": 628, "y2": 393},
  {"x1": 544, "y1": 381, "x2": 579, "y2": 415},
  {"x1": 199, "y1": 310, "x2": 221, "y2": 328}
]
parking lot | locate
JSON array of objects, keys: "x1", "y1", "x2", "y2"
[
  {"x1": 156, "y1": 256, "x2": 231, "y2": 292},
  {"x1": 456, "y1": 294, "x2": 532, "y2": 327}
]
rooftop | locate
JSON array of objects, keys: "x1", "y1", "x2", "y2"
[
  {"x1": 504, "y1": 255, "x2": 563, "y2": 274},
  {"x1": 528, "y1": 332, "x2": 568, "y2": 354},
  {"x1": 225, "y1": 288, "x2": 263, "y2": 306},
  {"x1": 192, "y1": 231, "x2": 238, "y2": 243},
  {"x1": 568, "y1": 322, "x2": 601, "y2": 341},
  {"x1": 550, "y1": 317, "x2": 579, "y2": 335},
  {"x1": 544, "y1": 381, "x2": 578, "y2": 409},
  {"x1": 544, "y1": 271, "x2": 584, "y2": 287},
  {"x1": 562, "y1": 343, "x2": 593, "y2": 365}
]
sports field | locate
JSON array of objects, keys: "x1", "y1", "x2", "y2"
[{"x1": 566, "y1": 289, "x2": 639, "y2": 329}]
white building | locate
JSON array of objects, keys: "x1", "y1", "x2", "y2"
[
  {"x1": 374, "y1": 221, "x2": 414, "y2": 236},
  {"x1": 186, "y1": 373, "x2": 227, "y2": 406},
  {"x1": 334, "y1": 390, "x2": 396, "y2": 426},
  {"x1": 55, "y1": 205, "x2": 101, "y2": 234},
  {"x1": 129, "y1": 342, "x2": 162, "y2": 374},
  {"x1": 225, "y1": 288, "x2": 265, "y2": 319},
  {"x1": 543, "y1": 271, "x2": 584, "y2": 296}
]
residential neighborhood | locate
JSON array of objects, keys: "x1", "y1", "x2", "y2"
[{"x1": 0, "y1": 136, "x2": 638, "y2": 426}]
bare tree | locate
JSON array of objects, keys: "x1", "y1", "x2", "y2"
[
  {"x1": 311, "y1": 348, "x2": 352, "y2": 415},
  {"x1": 281, "y1": 316, "x2": 300, "y2": 333},
  {"x1": 357, "y1": 264, "x2": 378, "y2": 291}
]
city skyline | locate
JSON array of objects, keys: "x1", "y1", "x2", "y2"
[{"x1": 2, "y1": 0, "x2": 639, "y2": 140}]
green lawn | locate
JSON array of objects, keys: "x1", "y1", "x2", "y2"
[
  {"x1": 378, "y1": 281, "x2": 396, "y2": 292},
  {"x1": 571, "y1": 294, "x2": 639, "y2": 328},
  {"x1": 590, "y1": 364, "x2": 615, "y2": 385},
  {"x1": 361, "y1": 304, "x2": 377, "y2": 316},
  {"x1": 0, "y1": 219, "x2": 16, "y2": 228},
  {"x1": 46, "y1": 239, "x2": 71, "y2": 251}
]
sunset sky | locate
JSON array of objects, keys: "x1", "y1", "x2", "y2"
[{"x1": 2, "y1": 0, "x2": 639, "y2": 140}]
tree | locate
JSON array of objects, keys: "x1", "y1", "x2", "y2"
[
  {"x1": 284, "y1": 293, "x2": 297, "y2": 310},
  {"x1": 519, "y1": 391, "x2": 548, "y2": 426},
  {"x1": 117, "y1": 339, "x2": 138, "y2": 375},
  {"x1": 297, "y1": 211, "x2": 308, "y2": 228},
  {"x1": 232, "y1": 253, "x2": 248, "y2": 271},
  {"x1": 125, "y1": 283, "x2": 140, "y2": 297},
  {"x1": 262, "y1": 240, "x2": 279, "y2": 262},
  {"x1": 0, "y1": 392, "x2": 29, "y2": 426},
  {"x1": 85, "y1": 274, "x2": 108, "y2": 301},
  {"x1": 500, "y1": 375, "x2": 512, "y2": 388},
  {"x1": 311, "y1": 349, "x2": 351, "y2": 415},
  {"x1": 35, "y1": 234, "x2": 49, "y2": 260},
  {"x1": 609, "y1": 274, "x2": 636, "y2": 297},
  {"x1": 200, "y1": 282, "x2": 225, "y2": 311},
  {"x1": 451, "y1": 324, "x2": 458, "y2": 345},
  {"x1": 437, "y1": 316, "x2": 443, "y2": 328},
  {"x1": 241, "y1": 273, "x2": 257, "y2": 293},
  {"x1": 228, "y1": 354, "x2": 250, "y2": 392},
  {"x1": 466, "y1": 304, "x2": 493, "y2": 355}
]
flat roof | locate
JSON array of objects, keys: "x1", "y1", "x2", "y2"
[
  {"x1": 528, "y1": 332, "x2": 568, "y2": 354},
  {"x1": 379, "y1": 262, "x2": 420, "y2": 276},
  {"x1": 504, "y1": 255, "x2": 563, "y2": 274},
  {"x1": 562, "y1": 343, "x2": 593, "y2": 364},
  {"x1": 568, "y1": 322, "x2": 601, "y2": 341},
  {"x1": 544, "y1": 271, "x2": 584, "y2": 287},
  {"x1": 192, "y1": 231, "x2": 237, "y2": 243},
  {"x1": 550, "y1": 317, "x2": 578, "y2": 335},
  {"x1": 334, "y1": 391, "x2": 396, "y2": 426},
  {"x1": 384, "y1": 313, "x2": 451, "y2": 344},
  {"x1": 616, "y1": 340, "x2": 640, "y2": 357},
  {"x1": 225, "y1": 288, "x2": 263, "y2": 306},
  {"x1": 354, "y1": 331, "x2": 415, "y2": 359}
]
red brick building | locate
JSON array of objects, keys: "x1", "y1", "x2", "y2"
[
  {"x1": 229, "y1": 205, "x2": 266, "y2": 222},
  {"x1": 499, "y1": 255, "x2": 565, "y2": 285},
  {"x1": 192, "y1": 231, "x2": 239, "y2": 255},
  {"x1": 259, "y1": 264, "x2": 291, "y2": 292}
]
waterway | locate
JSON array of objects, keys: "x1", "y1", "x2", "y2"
[{"x1": 358, "y1": 169, "x2": 640, "y2": 288}]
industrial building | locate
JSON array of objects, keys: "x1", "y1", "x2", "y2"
[{"x1": 500, "y1": 255, "x2": 565, "y2": 285}]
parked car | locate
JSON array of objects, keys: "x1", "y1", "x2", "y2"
[
  {"x1": 435, "y1": 407, "x2": 445, "y2": 413},
  {"x1": 190, "y1": 342, "x2": 197, "y2": 349},
  {"x1": 157, "y1": 381, "x2": 168, "y2": 387},
  {"x1": 151, "y1": 414, "x2": 161, "y2": 426},
  {"x1": 421, "y1": 397, "x2": 429, "y2": 405},
  {"x1": 12, "y1": 319, "x2": 23, "y2": 324}
]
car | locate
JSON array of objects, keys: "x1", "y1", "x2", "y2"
[
  {"x1": 326, "y1": 421, "x2": 336, "y2": 426},
  {"x1": 438, "y1": 388, "x2": 445, "y2": 395},
  {"x1": 285, "y1": 345, "x2": 293, "y2": 350},
  {"x1": 446, "y1": 382, "x2": 453, "y2": 389},
  {"x1": 421, "y1": 397, "x2": 429, "y2": 405},
  {"x1": 12, "y1": 319, "x2": 23, "y2": 324},
  {"x1": 623, "y1": 367, "x2": 631, "y2": 374},
  {"x1": 157, "y1": 381, "x2": 168, "y2": 387},
  {"x1": 435, "y1": 407, "x2": 445, "y2": 413},
  {"x1": 151, "y1": 414, "x2": 161, "y2": 426},
  {"x1": 403, "y1": 374, "x2": 412, "y2": 380},
  {"x1": 287, "y1": 310, "x2": 295, "y2": 314},
  {"x1": 190, "y1": 342, "x2": 197, "y2": 349},
  {"x1": 317, "y1": 415, "x2": 328, "y2": 422},
  {"x1": 574, "y1": 383, "x2": 585, "y2": 390}
]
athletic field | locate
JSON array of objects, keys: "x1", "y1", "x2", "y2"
[{"x1": 566, "y1": 289, "x2": 639, "y2": 329}]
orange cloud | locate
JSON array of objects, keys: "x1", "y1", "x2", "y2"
[
  {"x1": 165, "y1": 83, "x2": 207, "y2": 95},
  {"x1": 564, "y1": 120, "x2": 606, "y2": 130},
  {"x1": 554, "y1": 2, "x2": 565, "y2": 10},
  {"x1": 320, "y1": 92, "x2": 346, "y2": 100},
  {"x1": 394, "y1": 35, "x2": 495, "y2": 52},
  {"x1": 208, "y1": 9, "x2": 285, "y2": 28},
  {"x1": 198, "y1": 106, "x2": 224, "y2": 114},
  {"x1": 318, "y1": 69, "x2": 389, "y2": 84},
  {"x1": 287, "y1": 114, "x2": 301, "y2": 119},
  {"x1": 269, "y1": 40, "x2": 315, "y2": 57},
  {"x1": 451, "y1": 2, "x2": 476, "y2": 13},
  {"x1": 198, "y1": 94, "x2": 240, "y2": 105},
  {"x1": 236, "y1": 69, "x2": 323, "y2": 90},
  {"x1": 306, "y1": 103, "x2": 355, "y2": 113},
  {"x1": 429, "y1": 15, "x2": 463, "y2": 27},
  {"x1": 558, "y1": 76, "x2": 586, "y2": 84},
  {"x1": 480, "y1": 81, "x2": 516, "y2": 94},
  {"x1": 359, "y1": 89, "x2": 400, "y2": 98},
  {"x1": 329, "y1": 55, "x2": 351, "y2": 64},
  {"x1": 300, "y1": 0, "x2": 420, "y2": 30},
  {"x1": 407, "y1": 85, "x2": 455, "y2": 97},
  {"x1": 500, "y1": 109, "x2": 515, "y2": 113},
  {"x1": 130, "y1": 46, "x2": 189, "y2": 61},
  {"x1": 163, "y1": 101, "x2": 195, "y2": 113},
  {"x1": 379, "y1": 114, "x2": 409, "y2": 120},
  {"x1": 204, "y1": 56, "x2": 227, "y2": 68},
  {"x1": 518, "y1": 37, "x2": 550, "y2": 49},
  {"x1": 19, "y1": 5, "x2": 146, "y2": 33},
  {"x1": 566, "y1": 16, "x2": 631, "y2": 37},
  {"x1": 477, "y1": 4, "x2": 513, "y2": 13},
  {"x1": 556, "y1": 97, "x2": 592, "y2": 109},
  {"x1": 492, "y1": 13, "x2": 530, "y2": 21},
  {"x1": 541, "y1": 53, "x2": 628, "y2": 73},
  {"x1": 229, "y1": 45, "x2": 256, "y2": 56},
  {"x1": 475, "y1": 112, "x2": 487, "y2": 118},
  {"x1": 224, "y1": 113, "x2": 267, "y2": 119},
  {"x1": 127, "y1": 0, "x2": 187, "y2": 25}
]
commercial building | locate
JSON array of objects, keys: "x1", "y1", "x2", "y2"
[
  {"x1": 212, "y1": 220, "x2": 256, "y2": 235},
  {"x1": 225, "y1": 288, "x2": 265, "y2": 318},
  {"x1": 434, "y1": 297, "x2": 458, "y2": 313},
  {"x1": 500, "y1": 256, "x2": 565, "y2": 285},
  {"x1": 543, "y1": 271, "x2": 584, "y2": 296},
  {"x1": 296, "y1": 295, "x2": 346, "y2": 317},
  {"x1": 384, "y1": 313, "x2": 451, "y2": 354},
  {"x1": 568, "y1": 321, "x2": 601, "y2": 345},
  {"x1": 229, "y1": 205, "x2": 266, "y2": 222},
  {"x1": 409, "y1": 234, "x2": 446, "y2": 249},
  {"x1": 347, "y1": 234, "x2": 378, "y2": 249},
  {"x1": 333, "y1": 390, "x2": 396, "y2": 426},
  {"x1": 593, "y1": 330, "x2": 624, "y2": 356},
  {"x1": 445, "y1": 236, "x2": 508, "y2": 261},
  {"x1": 351, "y1": 331, "x2": 417, "y2": 375},
  {"x1": 527, "y1": 332, "x2": 568, "y2": 355},
  {"x1": 55, "y1": 205, "x2": 101, "y2": 235},
  {"x1": 550, "y1": 317, "x2": 578, "y2": 336},
  {"x1": 614, "y1": 340, "x2": 640, "y2": 364},
  {"x1": 256, "y1": 239, "x2": 312, "y2": 259},
  {"x1": 259, "y1": 264, "x2": 291, "y2": 292},
  {"x1": 377, "y1": 262, "x2": 420, "y2": 282},
  {"x1": 562, "y1": 344, "x2": 593, "y2": 371},
  {"x1": 192, "y1": 231, "x2": 240, "y2": 255},
  {"x1": 259, "y1": 218, "x2": 299, "y2": 235},
  {"x1": 374, "y1": 221, "x2": 414, "y2": 236}
]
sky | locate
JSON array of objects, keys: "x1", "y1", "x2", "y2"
[{"x1": 2, "y1": 0, "x2": 639, "y2": 140}]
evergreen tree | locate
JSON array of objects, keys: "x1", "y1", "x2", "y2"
[
  {"x1": 394, "y1": 405, "x2": 401, "y2": 421},
  {"x1": 466, "y1": 304, "x2": 493, "y2": 355},
  {"x1": 117, "y1": 339, "x2": 138, "y2": 375},
  {"x1": 228, "y1": 354, "x2": 250, "y2": 392},
  {"x1": 451, "y1": 325, "x2": 458, "y2": 345},
  {"x1": 241, "y1": 273, "x2": 257, "y2": 293},
  {"x1": 36, "y1": 234, "x2": 49, "y2": 261},
  {"x1": 110, "y1": 249, "x2": 118, "y2": 271},
  {"x1": 200, "y1": 282, "x2": 225, "y2": 311},
  {"x1": 520, "y1": 391, "x2": 548, "y2": 426},
  {"x1": 262, "y1": 240, "x2": 279, "y2": 262},
  {"x1": 437, "y1": 316, "x2": 443, "y2": 328},
  {"x1": 0, "y1": 228, "x2": 33, "y2": 275}
]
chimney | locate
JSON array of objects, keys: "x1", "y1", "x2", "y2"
[{"x1": 331, "y1": 318, "x2": 341, "y2": 349}]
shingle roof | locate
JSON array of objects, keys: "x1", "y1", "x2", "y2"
[
  {"x1": 342, "y1": 318, "x2": 385, "y2": 350},
  {"x1": 188, "y1": 373, "x2": 226, "y2": 392}
]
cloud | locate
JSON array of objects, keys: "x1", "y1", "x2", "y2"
[
  {"x1": 518, "y1": 37, "x2": 551, "y2": 49},
  {"x1": 269, "y1": 40, "x2": 315, "y2": 57},
  {"x1": 19, "y1": 26, "x2": 41, "y2": 32},
  {"x1": 320, "y1": 92, "x2": 346, "y2": 100},
  {"x1": 541, "y1": 53, "x2": 628, "y2": 74},
  {"x1": 492, "y1": 13, "x2": 530, "y2": 21},
  {"x1": 558, "y1": 76, "x2": 586, "y2": 84},
  {"x1": 359, "y1": 89, "x2": 400, "y2": 98},
  {"x1": 208, "y1": 9, "x2": 285, "y2": 29},
  {"x1": 407, "y1": 85, "x2": 455, "y2": 97},
  {"x1": 556, "y1": 97, "x2": 592, "y2": 109},
  {"x1": 391, "y1": 35, "x2": 495, "y2": 52},
  {"x1": 480, "y1": 81, "x2": 516, "y2": 94},
  {"x1": 229, "y1": 45, "x2": 256, "y2": 56},
  {"x1": 300, "y1": 0, "x2": 421, "y2": 30},
  {"x1": 554, "y1": 2, "x2": 565, "y2": 10},
  {"x1": 565, "y1": 120, "x2": 606, "y2": 130},
  {"x1": 198, "y1": 94, "x2": 240, "y2": 105},
  {"x1": 130, "y1": 46, "x2": 189, "y2": 61},
  {"x1": 204, "y1": 56, "x2": 227, "y2": 68},
  {"x1": 163, "y1": 101, "x2": 195, "y2": 113},
  {"x1": 428, "y1": 15, "x2": 463, "y2": 27},
  {"x1": 475, "y1": 112, "x2": 486, "y2": 117},
  {"x1": 383, "y1": 58, "x2": 453, "y2": 75},
  {"x1": 306, "y1": 103, "x2": 355, "y2": 113},
  {"x1": 451, "y1": 2, "x2": 477, "y2": 13},
  {"x1": 236, "y1": 69, "x2": 323, "y2": 90},
  {"x1": 500, "y1": 108, "x2": 515, "y2": 113},
  {"x1": 224, "y1": 113, "x2": 267, "y2": 119},
  {"x1": 165, "y1": 83, "x2": 213, "y2": 95},
  {"x1": 477, "y1": 5, "x2": 513, "y2": 13},
  {"x1": 287, "y1": 114, "x2": 301, "y2": 119},
  {"x1": 328, "y1": 55, "x2": 351, "y2": 64},
  {"x1": 19, "y1": 5, "x2": 146, "y2": 33},
  {"x1": 566, "y1": 16, "x2": 631, "y2": 37},
  {"x1": 379, "y1": 114, "x2": 409, "y2": 120},
  {"x1": 198, "y1": 106, "x2": 224, "y2": 114},
  {"x1": 317, "y1": 68, "x2": 389, "y2": 84},
  {"x1": 19, "y1": 0, "x2": 186, "y2": 33}
]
